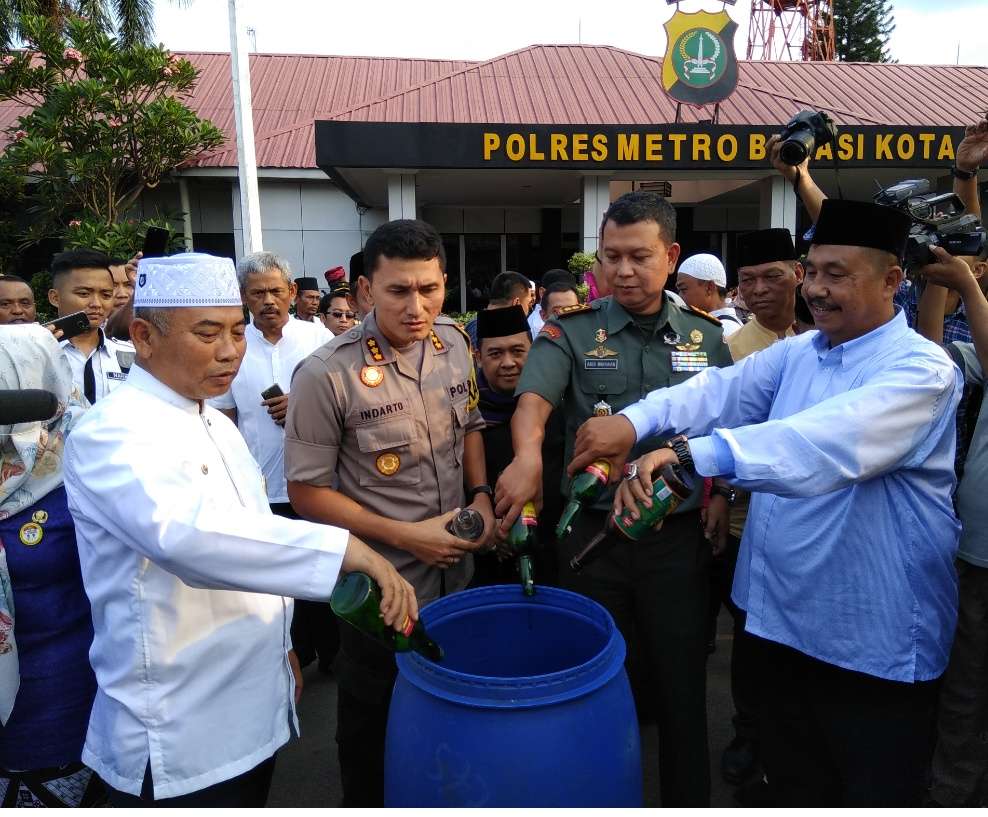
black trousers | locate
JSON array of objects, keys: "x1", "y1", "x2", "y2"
[
  {"x1": 270, "y1": 502, "x2": 340, "y2": 668},
  {"x1": 559, "y1": 508, "x2": 711, "y2": 807},
  {"x1": 104, "y1": 756, "x2": 276, "y2": 807},
  {"x1": 334, "y1": 621, "x2": 398, "y2": 807},
  {"x1": 709, "y1": 533, "x2": 760, "y2": 746},
  {"x1": 753, "y1": 635, "x2": 939, "y2": 806},
  {"x1": 931, "y1": 560, "x2": 988, "y2": 806}
]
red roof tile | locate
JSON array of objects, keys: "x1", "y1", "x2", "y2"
[
  {"x1": 330, "y1": 44, "x2": 988, "y2": 128},
  {"x1": 2, "y1": 45, "x2": 986, "y2": 170}
]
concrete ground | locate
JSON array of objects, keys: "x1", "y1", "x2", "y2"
[{"x1": 268, "y1": 608, "x2": 740, "y2": 808}]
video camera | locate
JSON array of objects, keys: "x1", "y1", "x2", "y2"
[
  {"x1": 777, "y1": 109, "x2": 838, "y2": 166},
  {"x1": 874, "y1": 178, "x2": 988, "y2": 269}
]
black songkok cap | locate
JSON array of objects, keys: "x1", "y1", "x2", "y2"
[
  {"x1": 477, "y1": 305, "x2": 531, "y2": 341},
  {"x1": 295, "y1": 277, "x2": 320, "y2": 292},
  {"x1": 737, "y1": 228, "x2": 797, "y2": 269},
  {"x1": 811, "y1": 199, "x2": 911, "y2": 260}
]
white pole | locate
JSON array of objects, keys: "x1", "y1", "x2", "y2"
[
  {"x1": 178, "y1": 176, "x2": 194, "y2": 251},
  {"x1": 228, "y1": 0, "x2": 262, "y2": 254}
]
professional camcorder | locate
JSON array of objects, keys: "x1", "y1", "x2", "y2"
[
  {"x1": 777, "y1": 109, "x2": 838, "y2": 166},
  {"x1": 874, "y1": 178, "x2": 988, "y2": 269}
]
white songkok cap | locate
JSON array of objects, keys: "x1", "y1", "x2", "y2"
[
  {"x1": 133, "y1": 253, "x2": 242, "y2": 308},
  {"x1": 677, "y1": 253, "x2": 727, "y2": 288}
]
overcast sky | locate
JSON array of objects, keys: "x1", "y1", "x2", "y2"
[{"x1": 153, "y1": 0, "x2": 986, "y2": 67}]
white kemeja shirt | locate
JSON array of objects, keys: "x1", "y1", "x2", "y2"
[
  {"x1": 63, "y1": 364, "x2": 348, "y2": 799},
  {"x1": 59, "y1": 328, "x2": 134, "y2": 402},
  {"x1": 208, "y1": 317, "x2": 331, "y2": 503},
  {"x1": 710, "y1": 306, "x2": 744, "y2": 337},
  {"x1": 528, "y1": 307, "x2": 545, "y2": 337}
]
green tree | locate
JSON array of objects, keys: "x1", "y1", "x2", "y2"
[
  {"x1": 0, "y1": 0, "x2": 179, "y2": 50},
  {"x1": 833, "y1": 0, "x2": 895, "y2": 63},
  {"x1": 0, "y1": 14, "x2": 223, "y2": 258}
]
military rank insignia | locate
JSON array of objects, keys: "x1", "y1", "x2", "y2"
[
  {"x1": 539, "y1": 324, "x2": 562, "y2": 340},
  {"x1": 360, "y1": 366, "x2": 384, "y2": 387},
  {"x1": 366, "y1": 337, "x2": 385, "y2": 362},
  {"x1": 430, "y1": 331, "x2": 445, "y2": 352}
]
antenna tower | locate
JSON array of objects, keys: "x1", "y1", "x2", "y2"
[{"x1": 746, "y1": 0, "x2": 836, "y2": 62}]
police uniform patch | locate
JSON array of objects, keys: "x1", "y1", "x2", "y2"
[
  {"x1": 539, "y1": 323, "x2": 562, "y2": 340},
  {"x1": 19, "y1": 522, "x2": 43, "y2": 546},
  {"x1": 360, "y1": 366, "x2": 384, "y2": 388},
  {"x1": 375, "y1": 453, "x2": 401, "y2": 476},
  {"x1": 32, "y1": 509, "x2": 48, "y2": 524}
]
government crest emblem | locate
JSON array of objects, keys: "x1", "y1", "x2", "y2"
[{"x1": 662, "y1": 9, "x2": 739, "y2": 106}]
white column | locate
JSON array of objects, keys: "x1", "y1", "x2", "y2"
[
  {"x1": 387, "y1": 173, "x2": 417, "y2": 221},
  {"x1": 228, "y1": 0, "x2": 262, "y2": 253},
  {"x1": 178, "y1": 176, "x2": 194, "y2": 251},
  {"x1": 458, "y1": 234, "x2": 467, "y2": 314},
  {"x1": 758, "y1": 175, "x2": 798, "y2": 237},
  {"x1": 581, "y1": 174, "x2": 612, "y2": 252}
]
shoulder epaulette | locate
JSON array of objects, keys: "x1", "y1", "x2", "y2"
[
  {"x1": 435, "y1": 315, "x2": 473, "y2": 351},
  {"x1": 555, "y1": 303, "x2": 593, "y2": 319},
  {"x1": 686, "y1": 305, "x2": 724, "y2": 327}
]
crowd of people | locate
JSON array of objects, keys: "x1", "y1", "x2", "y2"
[{"x1": 0, "y1": 118, "x2": 987, "y2": 808}]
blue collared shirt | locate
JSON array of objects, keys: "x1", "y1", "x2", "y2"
[{"x1": 621, "y1": 310, "x2": 961, "y2": 682}]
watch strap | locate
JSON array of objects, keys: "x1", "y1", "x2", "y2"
[
  {"x1": 466, "y1": 484, "x2": 493, "y2": 502},
  {"x1": 666, "y1": 434, "x2": 694, "y2": 471},
  {"x1": 951, "y1": 164, "x2": 978, "y2": 181}
]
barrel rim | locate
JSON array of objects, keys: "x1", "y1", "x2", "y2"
[{"x1": 398, "y1": 585, "x2": 626, "y2": 709}]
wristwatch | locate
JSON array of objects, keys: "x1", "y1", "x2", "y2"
[
  {"x1": 665, "y1": 434, "x2": 694, "y2": 471},
  {"x1": 466, "y1": 484, "x2": 493, "y2": 503},
  {"x1": 710, "y1": 485, "x2": 738, "y2": 506},
  {"x1": 951, "y1": 164, "x2": 978, "y2": 181}
]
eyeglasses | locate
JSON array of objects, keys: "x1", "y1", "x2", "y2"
[{"x1": 329, "y1": 310, "x2": 356, "y2": 320}]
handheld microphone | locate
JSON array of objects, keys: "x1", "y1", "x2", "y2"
[{"x1": 0, "y1": 389, "x2": 59, "y2": 425}]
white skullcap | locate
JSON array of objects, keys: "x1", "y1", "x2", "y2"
[
  {"x1": 133, "y1": 253, "x2": 242, "y2": 308},
  {"x1": 677, "y1": 253, "x2": 726, "y2": 288}
]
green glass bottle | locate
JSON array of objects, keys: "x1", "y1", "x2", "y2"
[
  {"x1": 504, "y1": 501, "x2": 539, "y2": 596},
  {"x1": 555, "y1": 459, "x2": 612, "y2": 541},
  {"x1": 570, "y1": 463, "x2": 696, "y2": 572},
  {"x1": 330, "y1": 571, "x2": 443, "y2": 661}
]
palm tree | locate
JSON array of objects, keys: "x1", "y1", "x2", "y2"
[{"x1": 0, "y1": 0, "x2": 171, "y2": 51}]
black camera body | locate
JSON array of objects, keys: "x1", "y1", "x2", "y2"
[
  {"x1": 874, "y1": 178, "x2": 988, "y2": 269},
  {"x1": 778, "y1": 109, "x2": 838, "y2": 166}
]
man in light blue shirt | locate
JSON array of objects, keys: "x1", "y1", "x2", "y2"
[{"x1": 570, "y1": 199, "x2": 961, "y2": 806}]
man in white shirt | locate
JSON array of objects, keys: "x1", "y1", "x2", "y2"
[
  {"x1": 62, "y1": 252, "x2": 414, "y2": 806},
  {"x1": 210, "y1": 251, "x2": 337, "y2": 673},
  {"x1": 48, "y1": 249, "x2": 134, "y2": 403},
  {"x1": 674, "y1": 253, "x2": 744, "y2": 336}
]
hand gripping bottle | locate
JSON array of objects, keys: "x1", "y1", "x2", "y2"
[
  {"x1": 330, "y1": 572, "x2": 442, "y2": 661},
  {"x1": 555, "y1": 460, "x2": 612, "y2": 541},
  {"x1": 570, "y1": 462, "x2": 695, "y2": 572}
]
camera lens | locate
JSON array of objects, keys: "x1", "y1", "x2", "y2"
[{"x1": 779, "y1": 130, "x2": 816, "y2": 166}]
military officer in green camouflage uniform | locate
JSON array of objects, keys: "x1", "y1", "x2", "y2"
[{"x1": 495, "y1": 191, "x2": 732, "y2": 807}]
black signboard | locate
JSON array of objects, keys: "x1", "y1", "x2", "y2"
[{"x1": 316, "y1": 122, "x2": 964, "y2": 172}]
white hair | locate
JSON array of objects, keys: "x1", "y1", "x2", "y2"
[{"x1": 236, "y1": 252, "x2": 292, "y2": 290}]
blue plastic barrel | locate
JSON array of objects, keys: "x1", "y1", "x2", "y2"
[{"x1": 384, "y1": 585, "x2": 641, "y2": 807}]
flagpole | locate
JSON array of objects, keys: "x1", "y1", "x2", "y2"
[{"x1": 228, "y1": 0, "x2": 263, "y2": 254}]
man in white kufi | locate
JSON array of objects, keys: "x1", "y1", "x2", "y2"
[{"x1": 62, "y1": 253, "x2": 415, "y2": 806}]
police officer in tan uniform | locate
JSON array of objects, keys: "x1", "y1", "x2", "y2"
[{"x1": 284, "y1": 219, "x2": 494, "y2": 807}]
